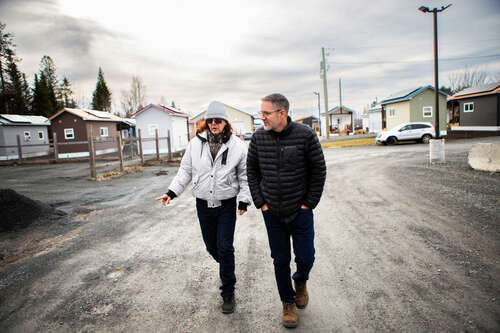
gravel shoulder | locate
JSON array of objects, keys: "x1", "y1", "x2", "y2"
[{"x1": 0, "y1": 137, "x2": 499, "y2": 332}]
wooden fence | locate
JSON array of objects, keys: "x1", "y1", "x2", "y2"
[{"x1": 0, "y1": 128, "x2": 175, "y2": 178}]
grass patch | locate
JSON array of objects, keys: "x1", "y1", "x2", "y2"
[{"x1": 321, "y1": 138, "x2": 375, "y2": 148}]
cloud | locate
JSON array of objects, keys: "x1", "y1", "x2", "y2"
[{"x1": 2, "y1": 0, "x2": 500, "y2": 117}]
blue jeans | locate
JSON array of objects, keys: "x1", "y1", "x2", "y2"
[
  {"x1": 196, "y1": 197, "x2": 237, "y2": 297},
  {"x1": 262, "y1": 209, "x2": 315, "y2": 303}
]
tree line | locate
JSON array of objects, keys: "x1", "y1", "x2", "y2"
[{"x1": 0, "y1": 21, "x2": 112, "y2": 117}]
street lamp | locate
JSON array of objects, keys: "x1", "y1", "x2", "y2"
[
  {"x1": 313, "y1": 92, "x2": 322, "y2": 136},
  {"x1": 419, "y1": 4, "x2": 452, "y2": 138}
]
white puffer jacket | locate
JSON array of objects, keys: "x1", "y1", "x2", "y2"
[{"x1": 168, "y1": 131, "x2": 251, "y2": 208}]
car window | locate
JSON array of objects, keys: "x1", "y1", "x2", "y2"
[{"x1": 399, "y1": 125, "x2": 410, "y2": 131}]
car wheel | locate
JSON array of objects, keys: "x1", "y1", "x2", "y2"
[
  {"x1": 421, "y1": 134, "x2": 431, "y2": 144},
  {"x1": 386, "y1": 136, "x2": 397, "y2": 145}
]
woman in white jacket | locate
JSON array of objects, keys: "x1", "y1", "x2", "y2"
[{"x1": 156, "y1": 101, "x2": 251, "y2": 314}]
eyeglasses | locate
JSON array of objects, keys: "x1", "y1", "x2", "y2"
[
  {"x1": 206, "y1": 118, "x2": 223, "y2": 124},
  {"x1": 258, "y1": 109, "x2": 281, "y2": 117}
]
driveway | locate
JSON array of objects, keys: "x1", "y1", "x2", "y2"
[{"x1": 1, "y1": 137, "x2": 499, "y2": 332}]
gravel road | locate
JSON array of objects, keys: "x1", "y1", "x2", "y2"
[{"x1": 1, "y1": 137, "x2": 499, "y2": 332}]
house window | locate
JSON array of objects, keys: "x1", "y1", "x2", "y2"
[
  {"x1": 38, "y1": 131, "x2": 44, "y2": 140},
  {"x1": 148, "y1": 124, "x2": 159, "y2": 136},
  {"x1": 388, "y1": 109, "x2": 395, "y2": 117},
  {"x1": 100, "y1": 127, "x2": 109, "y2": 137},
  {"x1": 464, "y1": 102, "x2": 474, "y2": 113},
  {"x1": 423, "y1": 106, "x2": 433, "y2": 118},
  {"x1": 64, "y1": 128, "x2": 74, "y2": 139},
  {"x1": 24, "y1": 131, "x2": 31, "y2": 142}
]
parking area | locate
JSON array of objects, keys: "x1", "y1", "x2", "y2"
[{"x1": 0, "y1": 137, "x2": 499, "y2": 332}]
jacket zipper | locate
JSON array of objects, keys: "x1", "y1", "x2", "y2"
[{"x1": 277, "y1": 136, "x2": 282, "y2": 217}]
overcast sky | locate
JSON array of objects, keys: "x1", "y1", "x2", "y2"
[{"x1": 2, "y1": 0, "x2": 500, "y2": 118}]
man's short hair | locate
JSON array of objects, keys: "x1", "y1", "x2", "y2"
[{"x1": 262, "y1": 93, "x2": 289, "y2": 112}]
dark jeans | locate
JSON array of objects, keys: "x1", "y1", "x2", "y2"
[
  {"x1": 262, "y1": 209, "x2": 315, "y2": 303},
  {"x1": 196, "y1": 197, "x2": 237, "y2": 297}
]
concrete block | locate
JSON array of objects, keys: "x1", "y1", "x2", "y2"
[{"x1": 468, "y1": 143, "x2": 500, "y2": 172}]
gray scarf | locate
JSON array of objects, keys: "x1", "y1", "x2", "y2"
[{"x1": 207, "y1": 130, "x2": 223, "y2": 160}]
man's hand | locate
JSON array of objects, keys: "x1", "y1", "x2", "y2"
[
  {"x1": 155, "y1": 194, "x2": 171, "y2": 206},
  {"x1": 300, "y1": 204, "x2": 310, "y2": 209},
  {"x1": 261, "y1": 204, "x2": 269, "y2": 211},
  {"x1": 237, "y1": 209, "x2": 246, "y2": 215}
]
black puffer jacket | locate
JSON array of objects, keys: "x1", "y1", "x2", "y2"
[{"x1": 247, "y1": 117, "x2": 326, "y2": 224}]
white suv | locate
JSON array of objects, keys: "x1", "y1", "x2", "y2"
[{"x1": 375, "y1": 122, "x2": 435, "y2": 145}]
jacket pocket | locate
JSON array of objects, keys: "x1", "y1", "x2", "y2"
[
  {"x1": 283, "y1": 145, "x2": 299, "y2": 164},
  {"x1": 192, "y1": 174, "x2": 201, "y2": 191}
]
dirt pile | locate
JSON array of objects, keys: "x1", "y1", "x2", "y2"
[{"x1": 0, "y1": 188, "x2": 66, "y2": 232}]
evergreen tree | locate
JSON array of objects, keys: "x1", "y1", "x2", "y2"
[
  {"x1": 59, "y1": 76, "x2": 77, "y2": 108},
  {"x1": 0, "y1": 22, "x2": 16, "y2": 113},
  {"x1": 91, "y1": 67, "x2": 111, "y2": 111},
  {"x1": 32, "y1": 73, "x2": 53, "y2": 117},
  {"x1": 5, "y1": 50, "x2": 29, "y2": 114},
  {"x1": 39, "y1": 55, "x2": 58, "y2": 114}
]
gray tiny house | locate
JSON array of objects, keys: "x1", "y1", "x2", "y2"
[
  {"x1": 0, "y1": 114, "x2": 50, "y2": 160},
  {"x1": 448, "y1": 82, "x2": 500, "y2": 127}
]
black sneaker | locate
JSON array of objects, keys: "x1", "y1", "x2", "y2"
[{"x1": 222, "y1": 295, "x2": 235, "y2": 314}]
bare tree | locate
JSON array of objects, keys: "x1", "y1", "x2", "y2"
[
  {"x1": 447, "y1": 66, "x2": 490, "y2": 94},
  {"x1": 121, "y1": 76, "x2": 146, "y2": 117}
]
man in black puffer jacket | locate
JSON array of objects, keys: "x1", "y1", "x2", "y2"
[{"x1": 247, "y1": 93, "x2": 326, "y2": 328}]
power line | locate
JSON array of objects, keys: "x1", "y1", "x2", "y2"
[
  {"x1": 329, "y1": 53, "x2": 500, "y2": 65},
  {"x1": 329, "y1": 38, "x2": 500, "y2": 51}
]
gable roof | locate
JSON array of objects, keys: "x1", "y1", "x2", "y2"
[
  {"x1": 320, "y1": 105, "x2": 357, "y2": 115},
  {"x1": 294, "y1": 115, "x2": 319, "y2": 122},
  {"x1": 48, "y1": 108, "x2": 124, "y2": 122},
  {"x1": 368, "y1": 103, "x2": 382, "y2": 113},
  {"x1": 0, "y1": 114, "x2": 50, "y2": 126},
  {"x1": 381, "y1": 85, "x2": 448, "y2": 105},
  {"x1": 448, "y1": 82, "x2": 500, "y2": 100},
  {"x1": 130, "y1": 104, "x2": 189, "y2": 118},
  {"x1": 191, "y1": 101, "x2": 254, "y2": 120}
]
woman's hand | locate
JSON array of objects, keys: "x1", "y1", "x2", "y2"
[
  {"x1": 155, "y1": 194, "x2": 171, "y2": 206},
  {"x1": 237, "y1": 209, "x2": 246, "y2": 215}
]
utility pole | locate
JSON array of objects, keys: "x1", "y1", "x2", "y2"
[
  {"x1": 419, "y1": 4, "x2": 452, "y2": 138},
  {"x1": 321, "y1": 47, "x2": 330, "y2": 139},
  {"x1": 313, "y1": 92, "x2": 321, "y2": 136}
]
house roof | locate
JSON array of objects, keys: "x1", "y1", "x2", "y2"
[
  {"x1": 381, "y1": 85, "x2": 448, "y2": 105},
  {"x1": 130, "y1": 104, "x2": 189, "y2": 118},
  {"x1": 0, "y1": 114, "x2": 50, "y2": 126},
  {"x1": 121, "y1": 118, "x2": 136, "y2": 127},
  {"x1": 294, "y1": 115, "x2": 319, "y2": 122},
  {"x1": 448, "y1": 82, "x2": 500, "y2": 100},
  {"x1": 320, "y1": 105, "x2": 356, "y2": 115},
  {"x1": 191, "y1": 101, "x2": 254, "y2": 120},
  {"x1": 368, "y1": 103, "x2": 382, "y2": 113},
  {"x1": 48, "y1": 108, "x2": 125, "y2": 122}
]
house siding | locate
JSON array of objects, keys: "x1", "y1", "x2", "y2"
[
  {"x1": 410, "y1": 89, "x2": 447, "y2": 131},
  {"x1": 49, "y1": 112, "x2": 88, "y2": 154},
  {"x1": 385, "y1": 100, "x2": 410, "y2": 129},
  {"x1": 49, "y1": 112, "x2": 120, "y2": 156},
  {"x1": 171, "y1": 116, "x2": 189, "y2": 151},
  {"x1": 458, "y1": 94, "x2": 498, "y2": 126},
  {"x1": 0, "y1": 125, "x2": 50, "y2": 160},
  {"x1": 368, "y1": 111, "x2": 382, "y2": 133},
  {"x1": 134, "y1": 106, "x2": 188, "y2": 154}
]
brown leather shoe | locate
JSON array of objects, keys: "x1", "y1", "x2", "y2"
[
  {"x1": 294, "y1": 280, "x2": 309, "y2": 309},
  {"x1": 282, "y1": 302, "x2": 298, "y2": 328}
]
